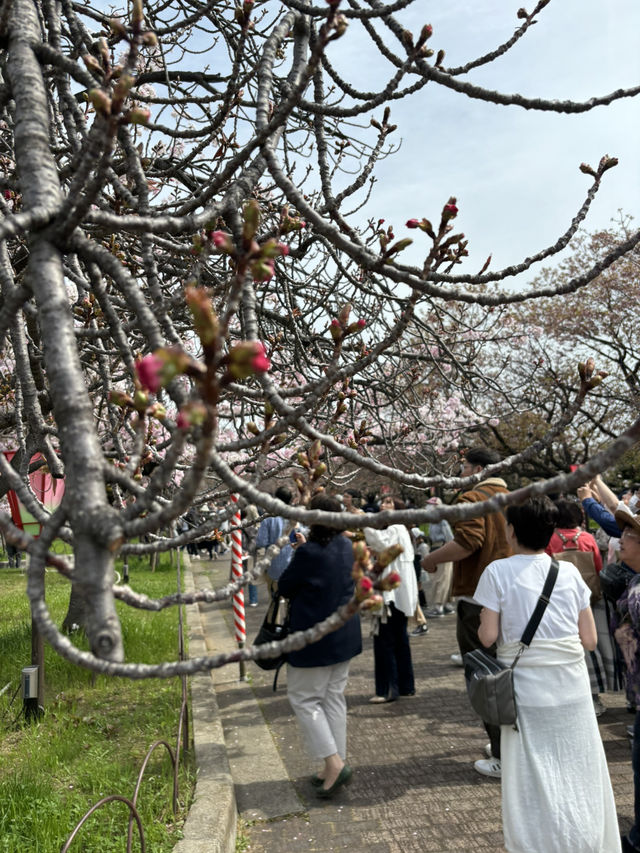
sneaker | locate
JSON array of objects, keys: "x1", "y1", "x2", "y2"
[
  {"x1": 249, "y1": 602, "x2": 258, "y2": 608},
  {"x1": 593, "y1": 695, "x2": 606, "y2": 717},
  {"x1": 410, "y1": 624, "x2": 429, "y2": 637},
  {"x1": 443, "y1": 603, "x2": 456, "y2": 614},
  {"x1": 425, "y1": 607, "x2": 445, "y2": 618},
  {"x1": 474, "y1": 758, "x2": 501, "y2": 778},
  {"x1": 450, "y1": 653, "x2": 463, "y2": 666},
  {"x1": 484, "y1": 743, "x2": 492, "y2": 759}
]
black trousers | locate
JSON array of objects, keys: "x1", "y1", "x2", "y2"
[
  {"x1": 373, "y1": 604, "x2": 415, "y2": 700},
  {"x1": 456, "y1": 598, "x2": 501, "y2": 760}
]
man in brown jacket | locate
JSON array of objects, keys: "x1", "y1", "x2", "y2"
[{"x1": 422, "y1": 446, "x2": 510, "y2": 777}]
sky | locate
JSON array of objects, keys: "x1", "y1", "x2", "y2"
[{"x1": 324, "y1": 0, "x2": 640, "y2": 285}]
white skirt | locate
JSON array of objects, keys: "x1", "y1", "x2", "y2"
[{"x1": 498, "y1": 636, "x2": 621, "y2": 853}]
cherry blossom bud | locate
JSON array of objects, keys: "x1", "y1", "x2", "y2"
[
  {"x1": 226, "y1": 341, "x2": 271, "y2": 379},
  {"x1": 261, "y1": 238, "x2": 290, "y2": 258},
  {"x1": 360, "y1": 594, "x2": 383, "y2": 612},
  {"x1": 329, "y1": 319, "x2": 342, "y2": 341},
  {"x1": 337, "y1": 303, "x2": 352, "y2": 326},
  {"x1": 378, "y1": 570, "x2": 401, "y2": 591},
  {"x1": 297, "y1": 451, "x2": 310, "y2": 469},
  {"x1": 243, "y1": 199, "x2": 261, "y2": 241},
  {"x1": 313, "y1": 462, "x2": 327, "y2": 480},
  {"x1": 128, "y1": 107, "x2": 151, "y2": 125},
  {"x1": 251, "y1": 258, "x2": 275, "y2": 282},
  {"x1": 148, "y1": 402, "x2": 166, "y2": 420},
  {"x1": 108, "y1": 17, "x2": 128, "y2": 38},
  {"x1": 185, "y1": 285, "x2": 219, "y2": 346},
  {"x1": 356, "y1": 576, "x2": 373, "y2": 601},
  {"x1": 406, "y1": 219, "x2": 420, "y2": 229},
  {"x1": 83, "y1": 55, "x2": 102, "y2": 74},
  {"x1": 352, "y1": 540, "x2": 369, "y2": 562},
  {"x1": 376, "y1": 544, "x2": 404, "y2": 569},
  {"x1": 209, "y1": 230, "x2": 234, "y2": 254},
  {"x1": 88, "y1": 89, "x2": 112, "y2": 116},
  {"x1": 579, "y1": 162, "x2": 597, "y2": 178},
  {"x1": 135, "y1": 347, "x2": 193, "y2": 393},
  {"x1": 247, "y1": 422, "x2": 260, "y2": 435},
  {"x1": 141, "y1": 30, "x2": 158, "y2": 46},
  {"x1": 133, "y1": 389, "x2": 150, "y2": 411},
  {"x1": 442, "y1": 199, "x2": 458, "y2": 219},
  {"x1": 109, "y1": 389, "x2": 133, "y2": 408},
  {"x1": 176, "y1": 401, "x2": 208, "y2": 430},
  {"x1": 599, "y1": 155, "x2": 618, "y2": 174}
]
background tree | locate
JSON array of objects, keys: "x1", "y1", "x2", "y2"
[{"x1": 0, "y1": 0, "x2": 639, "y2": 678}]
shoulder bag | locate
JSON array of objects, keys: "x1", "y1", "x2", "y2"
[
  {"x1": 252, "y1": 590, "x2": 290, "y2": 689},
  {"x1": 463, "y1": 559, "x2": 559, "y2": 728}
]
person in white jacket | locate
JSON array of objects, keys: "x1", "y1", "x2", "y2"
[{"x1": 364, "y1": 496, "x2": 418, "y2": 703}]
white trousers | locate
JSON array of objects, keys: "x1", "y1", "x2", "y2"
[{"x1": 286, "y1": 661, "x2": 350, "y2": 760}]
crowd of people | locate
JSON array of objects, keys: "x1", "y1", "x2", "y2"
[{"x1": 183, "y1": 449, "x2": 640, "y2": 850}]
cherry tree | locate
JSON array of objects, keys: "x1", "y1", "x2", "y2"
[{"x1": 1, "y1": 0, "x2": 639, "y2": 677}]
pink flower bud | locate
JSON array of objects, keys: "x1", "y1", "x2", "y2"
[
  {"x1": 210, "y1": 230, "x2": 233, "y2": 251},
  {"x1": 135, "y1": 353, "x2": 165, "y2": 393},
  {"x1": 176, "y1": 402, "x2": 208, "y2": 430},
  {"x1": 406, "y1": 219, "x2": 420, "y2": 229},
  {"x1": 3, "y1": 190, "x2": 11, "y2": 200},
  {"x1": 128, "y1": 108, "x2": 151, "y2": 125},
  {"x1": 226, "y1": 341, "x2": 271, "y2": 379},
  {"x1": 356, "y1": 576, "x2": 373, "y2": 601},
  {"x1": 251, "y1": 258, "x2": 275, "y2": 283},
  {"x1": 135, "y1": 347, "x2": 194, "y2": 393}
]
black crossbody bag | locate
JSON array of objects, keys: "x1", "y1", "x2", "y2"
[{"x1": 463, "y1": 559, "x2": 559, "y2": 728}]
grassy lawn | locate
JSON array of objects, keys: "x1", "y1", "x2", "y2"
[{"x1": 0, "y1": 553, "x2": 194, "y2": 853}]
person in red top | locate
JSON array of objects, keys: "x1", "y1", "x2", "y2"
[
  {"x1": 546, "y1": 497, "x2": 611, "y2": 716},
  {"x1": 545, "y1": 499, "x2": 603, "y2": 574}
]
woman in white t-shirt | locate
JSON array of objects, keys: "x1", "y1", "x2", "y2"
[{"x1": 474, "y1": 495, "x2": 620, "y2": 853}]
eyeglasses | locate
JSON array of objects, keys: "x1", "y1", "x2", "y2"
[{"x1": 620, "y1": 528, "x2": 640, "y2": 544}]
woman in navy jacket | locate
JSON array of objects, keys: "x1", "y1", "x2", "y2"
[{"x1": 277, "y1": 493, "x2": 362, "y2": 798}]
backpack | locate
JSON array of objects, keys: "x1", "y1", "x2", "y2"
[{"x1": 552, "y1": 531, "x2": 601, "y2": 604}]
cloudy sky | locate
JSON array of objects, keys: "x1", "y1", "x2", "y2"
[{"x1": 325, "y1": 0, "x2": 640, "y2": 285}]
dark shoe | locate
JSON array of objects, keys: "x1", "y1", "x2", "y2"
[
  {"x1": 410, "y1": 624, "x2": 429, "y2": 637},
  {"x1": 316, "y1": 764, "x2": 352, "y2": 798},
  {"x1": 399, "y1": 690, "x2": 416, "y2": 697},
  {"x1": 621, "y1": 835, "x2": 640, "y2": 853},
  {"x1": 310, "y1": 774, "x2": 324, "y2": 787}
]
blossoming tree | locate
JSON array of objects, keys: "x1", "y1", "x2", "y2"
[{"x1": 1, "y1": 0, "x2": 639, "y2": 677}]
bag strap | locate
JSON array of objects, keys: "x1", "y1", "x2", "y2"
[{"x1": 519, "y1": 558, "x2": 559, "y2": 649}]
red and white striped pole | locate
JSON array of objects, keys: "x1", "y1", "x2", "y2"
[{"x1": 230, "y1": 494, "x2": 247, "y2": 680}]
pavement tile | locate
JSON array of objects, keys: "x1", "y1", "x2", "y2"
[{"x1": 190, "y1": 557, "x2": 635, "y2": 853}]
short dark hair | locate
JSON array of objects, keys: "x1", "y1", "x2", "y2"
[
  {"x1": 275, "y1": 486, "x2": 292, "y2": 505},
  {"x1": 554, "y1": 499, "x2": 582, "y2": 529},
  {"x1": 308, "y1": 493, "x2": 342, "y2": 546},
  {"x1": 506, "y1": 496, "x2": 558, "y2": 551},
  {"x1": 465, "y1": 446, "x2": 501, "y2": 468}
]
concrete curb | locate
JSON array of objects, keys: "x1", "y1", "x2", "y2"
[{"x1": 173, "y1": 567, "x2": 237, "y2": 853}]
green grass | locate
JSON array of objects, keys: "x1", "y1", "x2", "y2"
[{"x1": 0, "y1": 553, "x2": 195, "y2": 853}]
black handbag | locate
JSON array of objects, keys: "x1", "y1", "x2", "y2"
[
  {"x1": 463, "y1": 559, "x2": 559, "y2": 728},
  {"x1": 252, "y1": 590, "x2": 290, "y2": 683}
]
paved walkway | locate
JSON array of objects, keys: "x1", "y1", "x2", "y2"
[{"x1": 187, "y1": 556, "x2": 635, "y2": 853}]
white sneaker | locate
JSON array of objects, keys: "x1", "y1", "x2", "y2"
[
  {"x1": 474, "y1": 758, "x2": 501, "y2": 778},
  {"x1": 450, "y1": 653, "x2": 463, "y2": 666}
]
